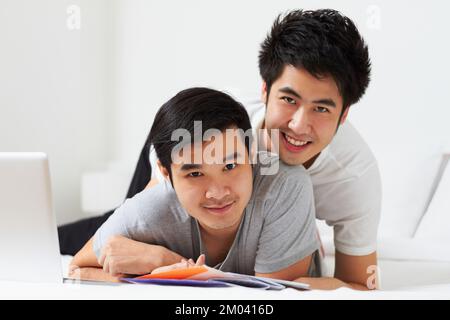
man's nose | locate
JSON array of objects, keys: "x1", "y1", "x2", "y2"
[
  {"x1": 288, "y1": 107, "x2": 312, "y2": 134},
  {"x1": 205, "y1": 183, "x2": 231, "y2": 200}
]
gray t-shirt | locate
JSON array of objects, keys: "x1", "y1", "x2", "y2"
[{"x1": 93, "y1": 157, "x2": 320, "y2": 276}]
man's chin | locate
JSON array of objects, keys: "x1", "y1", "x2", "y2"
[
  {"x1": 206, "y1": 221, "x2": 239, "y2": 231},
  {"x1": 203, "y1": 214, "x2": 243, "y2": 231},
  {"x1": 279, "y1": 149, "x2": 309, "y2": 166}
]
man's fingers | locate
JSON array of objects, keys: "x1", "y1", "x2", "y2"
[
  {"x1": 69, "y1": 264, "x2": 79, "y2": 274},
  {"x1": 98, "y1": 249, "x2": 107, "y2": 266},
  {"x1": 103, "y1": 255, "x2": 111, "y2": 274},
  {"x1": 152, "y1": 261, "x2": 186, "y2": 275},
  {"x1": 68, "y1": 265, "x2": 80, "y2": 279},
  {"x1": 109, "y1": 258, "x2": 124, "y2": 277},
  {"x1": 105, "y1": 256, "x2": 122, "y2": 276},
  {"x1": 196, "y1": 254, "x2": 206, "y2": 266}
]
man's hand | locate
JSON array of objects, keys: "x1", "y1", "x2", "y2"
[
  {"x1": 68, "y1": 265, "x2": 123, "y2": 283},
  {"x1": 98, "y1": 235, "x2": 183, "y2": 277},
  {"x1": 294, "y1": 277, "x2": 352, "y2": 290},
  {"x1": 334, "y1": 250, "x2": 379, "y2": 290},
  {"x1": 151, "y1": 254, "x2": 206, "y2": 274}
]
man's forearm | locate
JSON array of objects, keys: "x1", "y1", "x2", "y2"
[
  {"x1": 68, "y1": 266, "x2": 123, "y2": 283},
  {"x1": 93, "y1": 235, "x2": 188, "y2": 276},
  {"x1": 70, "y1": 244, "x2": 184, "y2": 280},
  {"x1": 295, "y1": 277, "x2": 370, "y2": 290}
]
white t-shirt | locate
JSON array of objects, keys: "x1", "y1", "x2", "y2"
[{"x1": 150, "y1": 97, "x2": 382, "y2": 256}]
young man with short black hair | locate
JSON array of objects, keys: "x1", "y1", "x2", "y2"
[{"x1": 70, "y1": 87, "x2": 321, "y2": 282}]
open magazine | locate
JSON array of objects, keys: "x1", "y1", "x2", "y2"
[{"x1": 121, "y1": 265, "x2": 310, "y2": 290}]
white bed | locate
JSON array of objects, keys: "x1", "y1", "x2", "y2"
[{"x1": 55, "y1": 255, "x2": 450, "y2": 299}]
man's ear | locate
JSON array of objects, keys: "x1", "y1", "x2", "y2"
[
  {"x1": 261, "y1": 81, "x2": 268, "y2": 104},
  {"x1": 156, "y1": 160, "x2": 170, "y2": 181},
  {"x1": 340, "y1": 107, "x2": 350, "y2": 125}
]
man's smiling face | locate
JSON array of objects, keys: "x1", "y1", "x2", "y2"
[
  {"x1": 262, "y1": 65, "x2": 349, "y2": 168},
  {"x1": 161, "y1": 128, "x2": 253, "y2": 234}
]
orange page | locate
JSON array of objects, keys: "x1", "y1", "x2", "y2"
[{"x1": 136, "y1": 266, "x2": 209, "y2": 280}]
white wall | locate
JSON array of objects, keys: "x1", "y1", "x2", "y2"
[
  {"x1": 0, "y1": 0, "x2": 112, "y2": 224},
  {"x1": 349, "y1": 1, "x2": 450, "y2": 237},
  {"x1": 2, "y1": 0, "x2": 450, "y2": 235}
]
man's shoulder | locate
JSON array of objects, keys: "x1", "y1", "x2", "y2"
[
  {"x1": 127, "y1": 180, "x2": 189, "y2": 224},
  {"x1": 309, "y1": 122, "x2": 382, "y2": 223},
  {"x1": 311, "y1": 121, "x2": 379, "y2": 181},
  {"x1": 251, "y1": 153, "x2": 312, "y2": 201}
]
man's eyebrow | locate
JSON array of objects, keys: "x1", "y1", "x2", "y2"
[
  {"x1": 279, "y1": 87, "x2": 302, "y2": 99},
  {"x1": 279, "y1": 87, "x2": 336, "y2": 108},
  {"x1": 223, "y1": 152, "x2": 241, "y2": 162},
  {"x1": 312, "y1": 98, "x2": 336, "y2": 108},
  {"x1": 180, "y1": 163, "x2": 202, "y2": 171},
  {"x1": 180, "y1": 153, "x2": 242, "y2": 170}
]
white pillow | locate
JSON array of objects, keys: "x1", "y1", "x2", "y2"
[
  {"x1": 415, "y1": 156, "x2": 450, "y2": 240},
  {"x1": 377, "y1": 150, "x2": 441, "y2": 238}
]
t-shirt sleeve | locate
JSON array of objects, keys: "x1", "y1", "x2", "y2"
[
  {"x1": 254, "y1": 166, "x2": 320, "y2": 274},
  {"x1": 327, "y1": 164, "x2": 382, "y2": 256},
  {"x1": 92, "y1": 179, "x2": 176, "y2": 259}
]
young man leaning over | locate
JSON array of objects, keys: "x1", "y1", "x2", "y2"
[
  {"x1": 70, "y1": 87, "x2": 321, "y2": 282},
  {"x1": 252, "y1": 9, "x2": 381, "y2": 290}
]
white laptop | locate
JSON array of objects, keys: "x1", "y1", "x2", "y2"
[{"x1": 0, "y1": 152, "x2": 63, "y2": 283}]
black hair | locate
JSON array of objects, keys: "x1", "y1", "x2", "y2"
[
  {"x1": 259, "y1": 9, "x2": 371, "y2": 111},
  {"x1": 147, "y1": 87, "x2": 252, "y2": 180}
]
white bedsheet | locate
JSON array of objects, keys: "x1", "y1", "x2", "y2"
[
  {"x1": 38, "y1": 255, "x2": 450, "y2": 300},
  {"x1": 1, "y1": 279, "x2": 450, "y2": 300}
]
